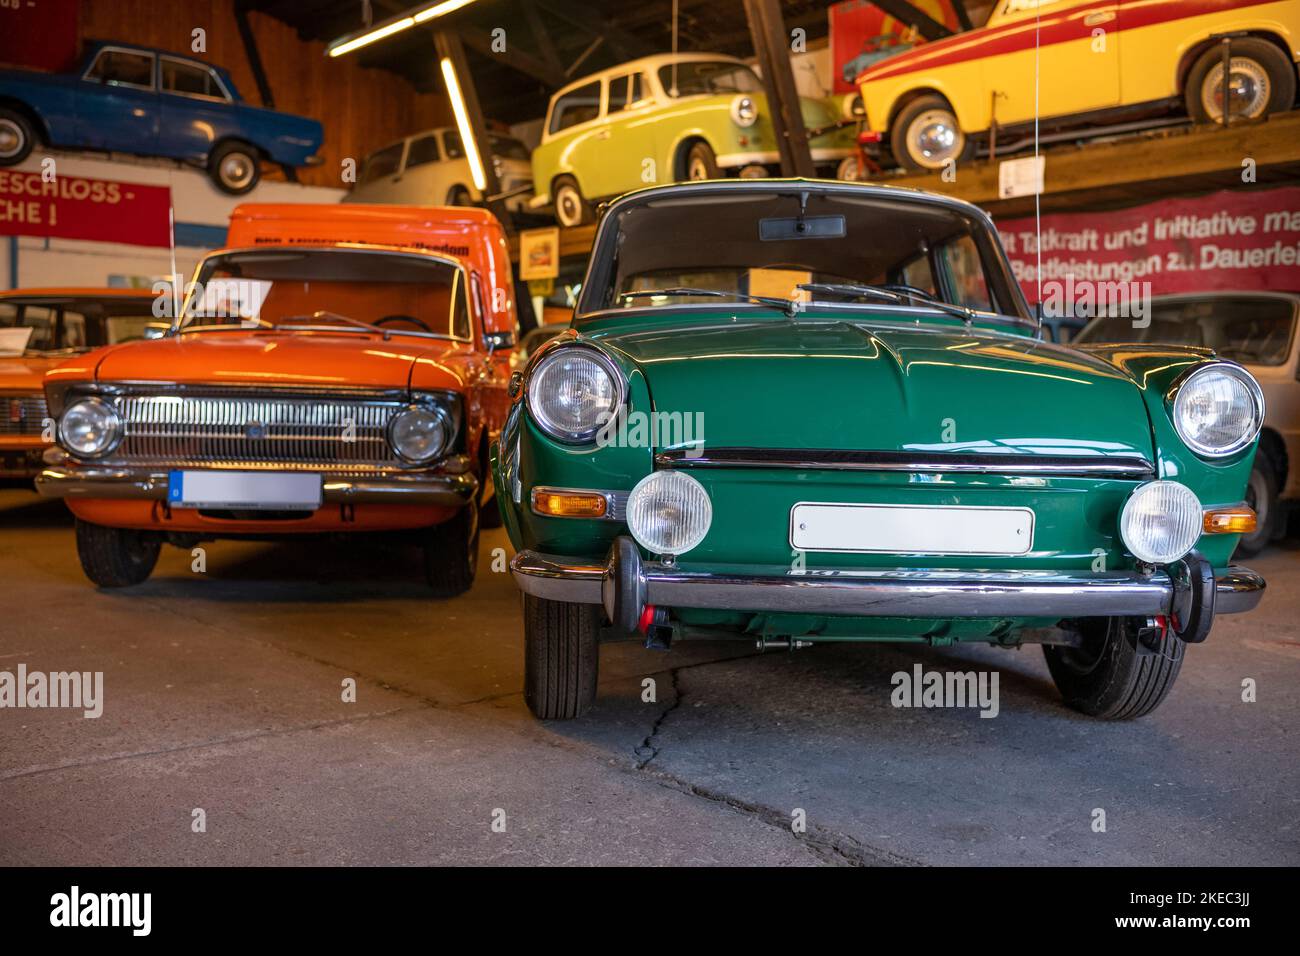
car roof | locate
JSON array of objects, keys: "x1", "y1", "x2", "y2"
[
  {"x1": 550, "y1": 52, "x2": 749, "y2": 102},
  {"x1": 0, "y1": 287, "x2": 156, "y2": 302}
]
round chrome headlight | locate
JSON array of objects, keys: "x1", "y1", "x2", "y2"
[
  {"x1": 1172, "y1": 363, "x2": 1264, "y2": 458},
  {"x1": 527, "y1": 347, "x2": 622, "y2": 444},
  {"x1": 730, "y1": 94, "x2": 758, "y2": 127},
  {"x1": 59, "y1": 398, "x2": 122, "y2": 458},
  {"x1": 388, "y1": 405, "x2": 450, "y2": 464},
  {"x1": 1120, "y1": 480, "x2": 1202, "y2": 565},
  {"x1": 627, "y1": 471, "x2": 712, "y2": 557}
]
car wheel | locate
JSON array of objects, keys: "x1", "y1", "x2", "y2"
[
  {"x1": 890, "y1": 94, "x2": 971, "y2": 172},
  {"x1": 1043, "y1": 617, "x2": 1184, "y2": 720},
  {"x1": 1235, "y1": 450, "x2": 1279, "y2": 557},
  {"x1": 208, "y1": 141, "x2": 261, "y2": 195},
  {"x1": 423, "y1": 499, "x2": 479, "y2": 597},
  {"x1": 685, "y1": 141, "x2": 719, "y2": 181},
  {"x1": 523, "y1": 592, "x2": 599, "y2": 720},
  {"x1": 447, "y1": 184, "x2": 473, "y2": 206},
  {"x1": 74, "y1": 518, "x2": 161, "y2": 588},
  {"x1": 552, "y1": 176, "x2": 589, "y2": 228},
  {"x1": 0, "y1": 108, "x2": 36, "y2": 166},
  {"x1": 1185, "y1": 38, "x2": 1297, "y2": 124}
]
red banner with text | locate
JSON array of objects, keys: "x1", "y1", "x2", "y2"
[
  {"x1": 998, "y1": 186, "x2": 1300, "y2": 301},
  {"x1": 0, "y1": 169, "x2": 172, "y2": 248}
]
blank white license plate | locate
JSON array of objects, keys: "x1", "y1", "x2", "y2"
[
  {"x1": 790, "y1": 502, "x2": 1034, "y2": 556},
  {"x1": 168, "y1": 471, "x2": 322, "y2": 510}
]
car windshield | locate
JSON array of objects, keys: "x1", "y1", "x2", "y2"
[
  {"x1": 659, "y1": 61, "x2": 762, "y2": 97},
  {"x1": 182, "y1": 249, "x2": 472, "y2": 340},
  {"x1": 580, "y1": 188, "x2": 1026, "y2": 320},
  {"x1": 489, "y1": 134, "x2": 530, "y2": 161},
  {"x1": 1074, "y1": 296, "x2": 1297, "y2": 366}
]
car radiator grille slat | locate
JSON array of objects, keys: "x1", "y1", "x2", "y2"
[
  {"x1": 114, "y1": 394, "x2": 399, "y2": 465},
  {"x1": 0, "y1": 395, "x2": 48, "y2": 436}
]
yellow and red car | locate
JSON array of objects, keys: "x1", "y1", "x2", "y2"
[
  {"x1": 857, "y1": 0, "x2": 1300, "y2": 170},
  {"x1": 0, "y1": 288, "x2": 158, "y2": 479}
]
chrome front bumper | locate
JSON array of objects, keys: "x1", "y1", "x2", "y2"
[
  {"x1": 511, "y1": 543, "x2": 1266, "y2": 620},
  {"x1": 35, "y1": 463, "x2": 477, "y2": 507}
]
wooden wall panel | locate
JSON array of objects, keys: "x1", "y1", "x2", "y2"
[{"x1": 77, "y1": 0, "x2": 453, "y2": 187}]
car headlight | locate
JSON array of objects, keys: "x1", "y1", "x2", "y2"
[
  {"x1": 59, "y1": 398, "x2": 122, "y2": 458},
  {"x1": 1120, "y1": 480, "x2": 1202, "y2": 565},
  {"x1": 843, "y1": 93, "x2": 866, "y2": 120},
  {"x1": 1171, "y1": 363, "x2": 1264, "y2": 458},
  {"x1": 526, "y1": 346, "x2": 623, "y2": 444},
  {"x1": 730, "y1": 94, "x2": 758, "y2": 127},
  {"x1": 627, "y1": 471, "x2": 712, "y2": 557},
  {"x1": 388, "y1": 405, "x2": 450, "y2": 463}
]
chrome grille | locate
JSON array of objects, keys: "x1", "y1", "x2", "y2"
[
  {"x1": 113, "y1": 393, "x2": 402, "y2": 465},
  {"x1": 0, "y1": 394, "x2": 48, "y2": 436}
]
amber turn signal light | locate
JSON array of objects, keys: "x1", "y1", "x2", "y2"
[
  {"x1": 532, "y1": 489, "x2": 608, "y2": 518},
  {"x1": 1203, "y1": 506, "x2": 1257, "y2": 534}
]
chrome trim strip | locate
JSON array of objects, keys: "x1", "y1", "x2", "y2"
[
  {"x1": 510, "y1": 549, "x2": 1265, "y2": 618},
  {"x1": 655, "y1": 448, "x2": 1155, "y2": 478}
]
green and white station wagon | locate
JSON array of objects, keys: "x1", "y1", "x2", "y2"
[
  {"x1": 529, "y1": 53, "x2": 857, "y2": 227},
  {"x1": 493, "y1": 178, "x2": 1267, "y2": 722}
]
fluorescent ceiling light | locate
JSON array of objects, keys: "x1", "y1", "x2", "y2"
[
  {"x1": 440, "y1": 56, "x2": 486, "y2": 191},
  {"x1": 328, "y1": 0, "x2": 478, "y2": 58}
]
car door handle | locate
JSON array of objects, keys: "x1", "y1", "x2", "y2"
[{"x1": 1084, "y1": 11, "x2": 1115, "y2": 26}]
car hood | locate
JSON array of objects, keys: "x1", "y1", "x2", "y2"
[
  {"x1": 81, "y1": 332, "x2": 466, "y2": 391},
  {"x1": 587, "y1": 313, "x2": 1155, "y2": 461},
  {"x1": 0, "y1": 355, "x2": 67, "y2": 393}
]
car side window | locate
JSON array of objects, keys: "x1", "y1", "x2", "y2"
[
  {"x1": 451, "y1": 272, "x2": 472, "y2": 340},
  {"x1": 442, "y1": 130, "x2": 465, "y2": 160},
  {"x1": 358, "y1": 143, "x2": 404, "y2": 184},
  {"x1": 937, "y1": 235, "x2": 994, "y2": 312},
  {"x1": 608, "y1": 73, "x2": 645, "y2": 112},
  {"x1": 161, "y1": 58, "x2": 226, "y2": 101},
  {"x1": 548, "y1": 81, "x2": 602, "y2": 133},
  {"x1": 405, "y1": 134, "x2": 442, "y2": 169},
  {"x1": 85, "y1": 49, "x2": 155, "y2": 90},
  {"x1": 897, "y1": 254, "x2": 938, "y2": 297},
  {"x1": 61, "y1": 310, "x2": 88, "y2": 349}
]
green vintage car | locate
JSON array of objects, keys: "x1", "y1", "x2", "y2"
[
  {"x1": 529, "y1": 53, "x2": 858, "y2": 227},
  {"x1": 492, "y1": 179, "x2": 1267, "y2": 721}
]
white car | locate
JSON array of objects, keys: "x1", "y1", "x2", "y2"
[{"x1": 346, "y1": 127, "x2": 533, "y2": 209}]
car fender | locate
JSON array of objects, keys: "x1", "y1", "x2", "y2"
[{"x1": 0, "y1": 71, "x2": 78, "y2": 144}]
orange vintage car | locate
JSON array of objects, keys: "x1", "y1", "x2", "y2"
[
  {"x1": 1, "y1": 288, "x2": 159, "y2": 479},
  {"x1": 37, "y1": 204, "x2": 518, "y2": 594}
]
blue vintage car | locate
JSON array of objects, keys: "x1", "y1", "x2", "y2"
[{"x1": 0, "y1": 41, "x2": 323, "y2": 194}]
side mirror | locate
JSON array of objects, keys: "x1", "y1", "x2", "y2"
[{"x1": 143, "y1": 323, "x2": 170, "y2": 340}]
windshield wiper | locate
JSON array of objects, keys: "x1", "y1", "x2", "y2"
[
  {"x1": 797, "y1": 282, "x2": 977, "y2": 326},
  {"x1": 277, "y1": 311, "x2": 384, "y2": 334},
  {"x1": 619, "y1": 287, "x2": 800, "y2": 317},
  {"x1": 177, "y1": 317, "x2": 275, "y2": 333}
]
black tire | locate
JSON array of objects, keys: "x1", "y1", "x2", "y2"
[
  {"x1": 0, "y1": 107, "x2": 36, "y2": 166},
  {"x1": 523, "y1": 592, "x2": 599, "y2": 720},
  {"x1": 446, "y1": 184, "x2": 473, "y2": 206},
  {"x1": 1043, "y1": 617, "x2": 1184, "y2": 720},
  {"x1": 684, "y1": 140, "x2": 719, "y2": 181},
  {"x1": 1184, "y1": 37, "x2": 1297, "y2": 124},
  {"x1": 1236, "y1": 449, "x2": 1279, "y2": 557},
  {"x1": 552, "y1": 175, "x2": 589, "y2": 228},
  {"x1": 74, "y1": 518, "x2": 160, "y2": 588},
  {"x1": 423, "y1": 500, "x2": 479, "y2": 597},
  {"x1": 889, "y1": 94, "x2": 973, "y2": 172},
  {"x1": 208, "y1": 140, "x2": 261, "y2": 195}
]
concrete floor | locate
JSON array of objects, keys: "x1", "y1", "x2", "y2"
[{"x1": 1, "y1": 485, "x2": 1297, "y2": 866}]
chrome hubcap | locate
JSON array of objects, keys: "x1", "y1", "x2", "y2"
[
  {"x1": 220, "y1": 152, "x2": 255, "y2": 189},
  {"x1": 1203, "y1": 58, "x2": 1270, "y2": 120},
  {"x1": 0, "y1": 119, "x2": 23, "y2": 158},
  {"x1": 557, "y1": 188, "x2": 580, "y2": 225},
  {"x1": 688, "y1": 157, "x2": 709, "y2": 180},
  {"x1": 909, "y1": 109, "x2": 962, "y2": 168}
]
